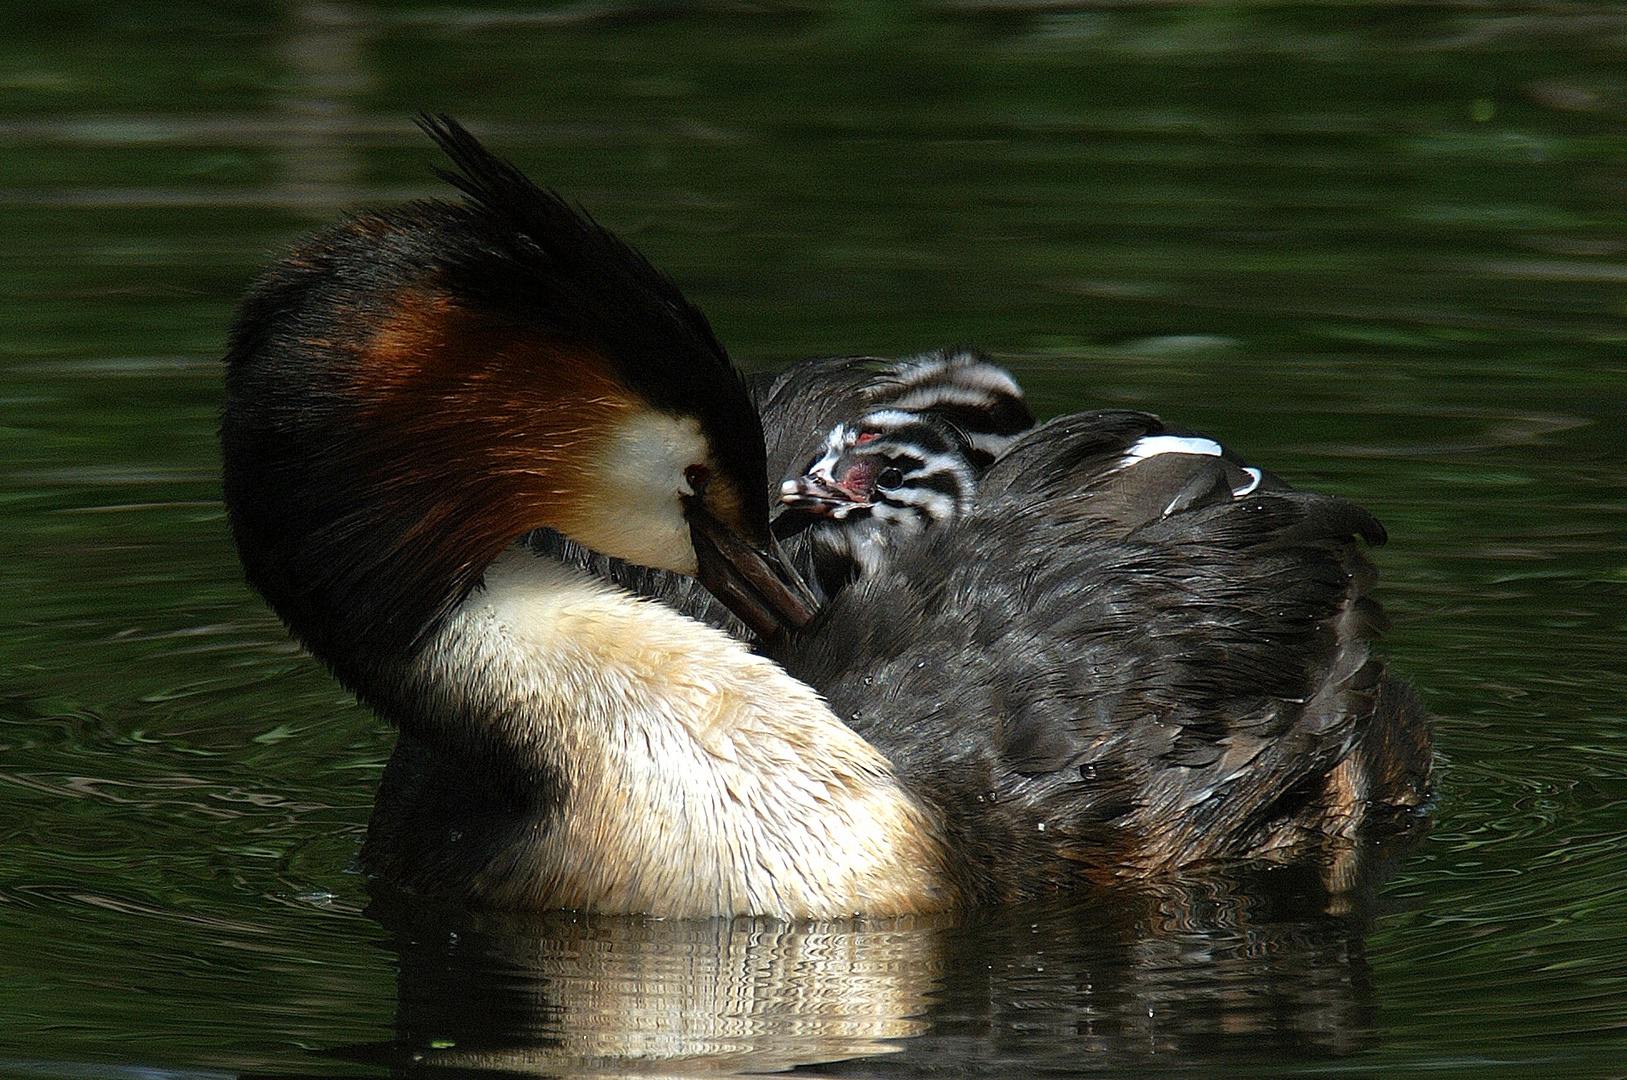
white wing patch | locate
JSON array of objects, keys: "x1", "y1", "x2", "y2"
[
  {"x1": 1232, "y1": 467, "x2": 1263, "y2": 497},
  {"x1": 1120, "y1": 434, "x2": 1224, "y2": 465},
  {"x1": 1119, "y1": 433, "x2": 1264, "y2": 515}
]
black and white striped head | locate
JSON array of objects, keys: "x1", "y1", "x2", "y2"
[
  {"x1": 764, "y1": 348, "x2": 1031, "y2": 588},
  {"x1": 781, "y1": 409, "x2": 976, "y2": 534},
  {"x1": 876, "y1": 348, "x2": 1033, "y2": 467}
]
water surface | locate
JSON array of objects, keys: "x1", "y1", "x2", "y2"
[{"x1": 3, "y1": 4, "x2": 1626, "y2": 1077}]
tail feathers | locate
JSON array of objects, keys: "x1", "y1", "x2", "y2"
[{"x1": 1361, "y1": 673, "x2": 1434, "y2": 814}]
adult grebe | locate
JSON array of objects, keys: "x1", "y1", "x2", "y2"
[{"x1": 221, "y1": 117, "x2": 1430, "y2": 919}]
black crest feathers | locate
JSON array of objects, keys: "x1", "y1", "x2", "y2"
[
  {"x1": 222, "y1": 117, "x2": 772, "y2": 698},
  {"x1": 416, "y1": 114, "x2": 768, "y2": 527}
]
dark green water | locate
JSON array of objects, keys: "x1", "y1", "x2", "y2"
[{"x1": 3, "y1": 4, "x2": 1626, "y2": 1077}]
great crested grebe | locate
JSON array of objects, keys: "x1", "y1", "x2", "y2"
[
  {"x1": 750, "y1": 346, "x2": 1033, "y2": 484},
  {"x1": 221, "y1": 117, "x2": 1431, "y2": 919},
  {"x1": 781, "y1": 408, "x2": 981, "y2": 590},
  {"x1": 763, "y1": 348, "x2": 1032, "y2": 592},
  {"x1": 751, "y1": 349, "x2": 1028, "y2": 595}
]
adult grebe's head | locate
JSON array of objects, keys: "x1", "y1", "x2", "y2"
[{"x1": 221, "y1": 116, "x2": 809, "y2": 687}]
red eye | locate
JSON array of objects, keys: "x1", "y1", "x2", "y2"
[{"x1": 684, "y1": 464, "x2": 711, "y2": 493}]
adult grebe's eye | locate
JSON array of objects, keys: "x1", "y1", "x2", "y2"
[{"x1": 877, "y1": 467, "x2": 904, "y2": 490}]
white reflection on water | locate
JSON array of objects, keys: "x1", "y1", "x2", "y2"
[{"x1": 371, "y1": 901, "x2": 947, "y2": 1075}]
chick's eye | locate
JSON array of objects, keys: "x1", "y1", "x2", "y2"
[
  {"x1": 876, "y1": 467, "x2": 904, "y2": 490},
  {"x1": 684, "y1": 464, "x2": 711, "y2": 495}
]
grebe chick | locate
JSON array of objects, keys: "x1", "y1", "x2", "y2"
[
  {"x1": 782, "y1": 408, "x2": 978, "y2": 589},
  {"x1": 849, "y1": 346, "x2": 1035, "y2": 468},
  {"x1": 221, "y1": 118, "x2": 1430, "y2": 918},
  {"x1": 765, "y1": 348, "x2": 1032, "y2": 592},
  {"x1": 751, "y1": 347, "x2": 1034, "y2": 490},
  {"x1": 779, "y1": 404, "x2": 1275, "y2": 592},
  {"x1": 770, "y1": 366, "x2": 1285, "y2": 594}
]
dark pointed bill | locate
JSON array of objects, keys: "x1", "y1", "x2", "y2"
[
  {"x1": 688, "y1": 504, "x2": 820, "y2": 641},
  {"x1": 780, "y1": 475, "x2": 871, "y2": 515}
]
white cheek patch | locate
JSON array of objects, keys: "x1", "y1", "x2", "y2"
[
  {"x1": 806, "y1": 429, "x2": 846, "y2": 484},
  {"x1": 1233, "y1": 467, "x2": 1263, "y2": 497},
  {"x1": 578, "y1": 411, "x2": 708, "y2": 574}
]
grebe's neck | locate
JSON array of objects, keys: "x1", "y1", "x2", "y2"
[{"x1": 368, "y1": 544, "x2": 953, "y2": 919}]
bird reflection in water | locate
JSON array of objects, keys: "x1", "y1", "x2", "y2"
[{"x1": 334, "y1": 854, "x2": 1421, "y2": 1076}]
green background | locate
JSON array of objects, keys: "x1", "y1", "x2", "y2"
[{"x1": 2, "y1": 3, "x2": 1625, "y2": 1076}]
